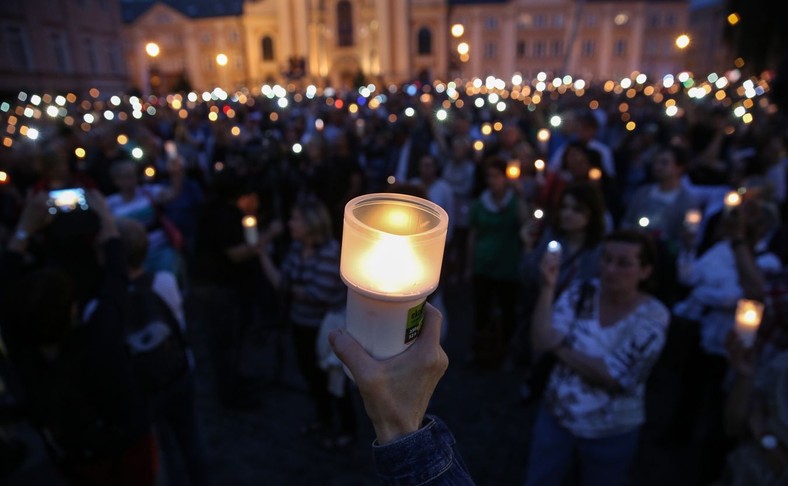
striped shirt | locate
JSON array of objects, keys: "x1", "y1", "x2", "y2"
[{"x1": 281, "y1": 240, "x2": 347, "y2": 328}]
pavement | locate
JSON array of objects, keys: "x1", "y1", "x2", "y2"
[{"x1": 5, "y1": 279, "x2": 701, "y2": 486}]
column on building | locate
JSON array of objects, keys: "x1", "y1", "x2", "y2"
[
  {"x1": 392, "y1": 0, "x2": 410, "y2": 81},
  {"x1": 375, "y1": 0, "x2": 393, "y2": 81},
  {"x1": 500, "y1": 7, "x2": 517, "y2": 81}
]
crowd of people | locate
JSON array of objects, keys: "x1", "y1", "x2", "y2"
[{"x1": 0, "y1": 72, "x2": 786, "y2": 485}]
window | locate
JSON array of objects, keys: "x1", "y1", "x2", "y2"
[
  {"x1": 534, "y1": 14, "x2": 547, "y2": 28},
  {"x1": 49, "y1": 32, "x2": 72, "y2": 73},
  {"x1": 581, "y1": 40, "x2": 595, "y2": 57},
  {"x1": 107, "y1": 45, "x2": 121, "y2": 74},
  {"x1": 261, "y1": 36, "x2": 274, "y2": 61},
  {"x1": 201, "y1": 32, "x2": 212, "y2": 44},
  {"x1": 84, "y1": 38, "x2": 98, "y2": 73},
  {"x1": 550, "y1": 40, "x2": 562, "y2": 57},
  {"x1": 485, "y1": 17, "x2": 498, "y2": 30},
  {"x1": 417, "y1": 27, "x2": 432, "y2": 55},
  {"x1": 516, "y1": 40, "x2": 526, "y2": 58},
  {"x1": 552, "y1": 15, "x2": 564, "y2": 28},
  {"x1": 229, "y1": 30, "x2": 239, "y2": 44},
  {"x1": 645, "y1": 39, "x2": 658, "y2": 55},
  {"x1": 613, "y1": 39, "x2": 626, "y2": 57},
  {"x1": 484, "y1": 42, "x2": 497, "y2": 59},
  {"x1": 337, "y1": 0, "x2": 354, "y2": 47},
  {"x1": 533, "y1": 41, "x2": 545, "y2": 58},
  {"x1": 665, "y1": 13, "x2": 677, "y2": 26},
  {"x1": 647, "y1": 14, "x2": 660, "y2": 28},
  {"x1": 585, "y1": 14, "x2": 597, "y2": 27},
  {"x1": 6, "y1": 26, "x2": 33, "y2": 70}
]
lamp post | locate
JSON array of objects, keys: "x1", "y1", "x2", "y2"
[
  {"x1": 216, "y1": 53, "x2": 229, "y2": 90},
  {"x1": 143, "y1": 42, "x2": 160, "y2": 96}
]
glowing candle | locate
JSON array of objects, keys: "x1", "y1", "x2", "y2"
[
  {"x1": 734, "y1": 299, "x2": 763, "y2": 348},
  {"x1": 0, "y1": 171, "x2": 7, "y2": 184},
  {"x1": 534, "y1": 159, "x2": 546, "y2": 173},
  {"x1": 533, "y1": 208, "x2": 544, "y2": 220},
  {"x1": 242, "y1": 216, "x2": 259, "y2": 245},
  {"x1": 547, "y1": 240, "x2": 562, "y2": 255},
  {"x1": 506, "y1": 159, "x2": 521, "y2": 179},
  {"x1": 143, "y1": 166, "x2": 156, "y2": 181},
  {"x1": 684, "y1": 209, "x2": 702, "y2": 233},
  {"x1": 341, "y1": 194, "x2": 448, "y2": 359},
  {"x1": 589, "y1": 167, "x2": 603, "y2": 181},
  {"x1": 725, "y1": 191, "x2": 741, "y2": 211}
]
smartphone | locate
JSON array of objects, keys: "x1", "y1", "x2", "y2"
[
  {"x1": 164, "y1": 140, "x2": 178, "y2": 160},
  {"x1": 47, "y1": 188, "x2": 89, "y2": 214}
]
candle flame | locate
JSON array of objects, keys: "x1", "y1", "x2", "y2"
[
  {"x1": 242, "y1": 216, "x2": 257, "y2": 228},
  {"x1": 360, "y1": 234, "x2": 424, "y2": 294},
  {"x1": 534, "y1": 159, "x2": 545, "y2": 171},
  {"x1": 725, "y1": 191, "x2": 741, "y2": 207}
]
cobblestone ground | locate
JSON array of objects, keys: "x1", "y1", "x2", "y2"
[{"x1": 6, "y1": 279, "x2": 699, "y2": 485}]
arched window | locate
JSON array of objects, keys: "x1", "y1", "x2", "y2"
[
  {"x1": 337, "y1": 0, "x2": 353, "y2": 47},
  {"x1": 261, "y1": 36, "x2": 274, "y2": 61},
  {"x1": 417, "y1": 27, "x2": 432, "y2": 55}
]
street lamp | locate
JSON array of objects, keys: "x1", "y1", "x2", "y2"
[
  {"x1": 145, "y1": 42, "x2": 160, "y2": 58},
  {"x1": 451, "y1": 24, "x2": 464, "y2": 38},
  {"x1": 675, "y1": 34, "x2": 690, "y2": 50},
  {"x1": 143, "y1": 42, "x2": 161, "y2": 96},
  {"x1": 216, "y1": 53, "x2": 228, "y2": 66}
]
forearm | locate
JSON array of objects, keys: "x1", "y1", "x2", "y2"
[
  {"x1": 732, "y1": 242, "x2": 766, "y2": 300},
  {"x1": 531, "y1": 286, "x2": 561, "y2": 353},
  {"x1": 723, "y1": 374, "x2": 754, "y2": 437},
  {"x1": 553, "y1": 346, "x2": 620, "y2": 391},
  {"x1": 259, "y1": 251, "x2": 282, "y2": 289}
]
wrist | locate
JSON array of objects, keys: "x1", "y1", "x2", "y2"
[{"x1": 374, "y1": 417, "x2": 423, "y2": 446}]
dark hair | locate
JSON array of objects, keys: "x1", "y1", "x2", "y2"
[
  {"x1": 603, "y1": 229, "x2": 657, "y2": 291},
  {"x1": 556, "y1": 182, "x2": 607, "y2": 247},
  {"x1": 4, "y1": 268, "x2": 75, "y2": 345},
  {"x1": 659, "y1": 144, "x2": 690, "y2": 169},
  {"x1": 561, "y1": 141, "x2": 602, "y2": 171},
  {"x1": 117, "y1": 218, "x2": 149, "y2": 269},
  {"x1": 483, "y1": 156, "x2": 507, "y2": 175},
  {"x1": 293, "y1": 198, "x2": 334, "y2": 246}
]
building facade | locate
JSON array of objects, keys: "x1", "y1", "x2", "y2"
[
  {"x1": 122, "y1": 0, "x2": 725, "y2": 93},
  {"x1": 0, "y1": 0, "x2": 128, "y2": 96}
]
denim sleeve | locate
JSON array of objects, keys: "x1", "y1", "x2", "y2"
[{"x1": 372, "y1": 415, "x2": 475, "y2": 486}]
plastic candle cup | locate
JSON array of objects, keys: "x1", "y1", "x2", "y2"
[
  {"x1": 242, "y1": 216, "x2": 259, "y2": 245},
  {"x1": 340, "y1": 193, "x2": 448, "y2": 360},
  {"x1": 724, "y1": 191, "x2": 742, "y2": 212},
  {"x1": 506, "y1": 159, "x2": 522, "y2": 179},
  {"x1": 684, "y1": 209, "x2": 702, "y2": 233},
  {"x1": 734, "y1": 299, "x2": 763, "y2": 348}
]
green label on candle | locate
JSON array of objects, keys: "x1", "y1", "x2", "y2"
[{"x1": 405, "y1": 301, "x2": 426, "y2": 344}]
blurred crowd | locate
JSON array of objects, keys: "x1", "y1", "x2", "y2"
[{"x1": 0, "y1": 75, "x2": 786, "y2": 485}]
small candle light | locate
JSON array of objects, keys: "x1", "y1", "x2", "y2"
[
  {"x1": 341, "y1": 193, "x2": 448, "y2": 360},
  {"x1": 724, "y1": 191, "x2": 741, "y2": 211},
  {"x1": 506, "y1": 159, "x2": 521, "y2": 179},
  {"x1": 589, "y1": 167, "x2": 603, "y2": 181},
  {"x1": 143, "y1": 166, "x2": 156, "y2": 181},
  {"x1": 214, "y1": 161, "x2": 224, "y2": 172},
  {"x1": 547, "y1": 240, "x2": 562, "y2": 253},
  {"x1": 734, "y1": 299, "x2": 764, "y2": 347},
  {"x1": 242, "y1": 215, "x2": 259, "y2": 245},
  {"x1": 534, "y1": 159, "x2": 546, "y2": 173},
  {"x1": 533, "y1": 209, "x2": 544, "y2": 220},
  {"x1": 537, "y1": 129, "x2": 550, "y2": 143},
  {"x1": 0, "y1": 171, "x2": 7, "y2": 184},
  {"x1": 638, "y1": 216, "x2": 650, "y2": 228},
  {"x1": 684, "y1": 209, "x2": 702, "y2": 233}
]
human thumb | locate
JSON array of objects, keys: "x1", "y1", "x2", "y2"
[{"x1": 329, "y1": 329, "x2": 373, "y2": 379}]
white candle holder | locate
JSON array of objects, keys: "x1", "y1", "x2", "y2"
[
  {"x1": 242, "y1": 216, "x2": 259, "y2": 246},
  {"x1": 734, "y1": 299, "x2": 764, "y2": 348},
  {"x1": 684, "y1": 209, "x2": 702, "y2": 233},
  {"x1": 340, "y1": 193, "x2": 448, "y2": 360}
]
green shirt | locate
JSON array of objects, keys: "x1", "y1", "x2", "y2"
[{"x1": 470, "y1": 192, "x2": 521, "y2": 281}]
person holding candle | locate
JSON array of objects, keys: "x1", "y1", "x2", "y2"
[
  {"x1": 258, "y1": 198, "x2": 356, "y2": 449},
  {"x1": 668, "y1": 198, "x2": 782, "y2": 483},
  {"x1": 466, "y1": 157, "x2": 528, "y2": 366},
  {"x1": 512, "y1": 183, "x2": 606, "y2": 393},
  {"x1": 328, "y1": 303, "x2": 475, "y2": 485},
  {"x1": 525, "y1": 230, "x2": 669, "y2": 486}
]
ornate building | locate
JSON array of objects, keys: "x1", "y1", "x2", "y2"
[
  {"x1": 0, "y1": 0, "x2": 128, "y2": 96},
  {"x1": 122, "y1": 0, "x2": 713, "y2": 93}
]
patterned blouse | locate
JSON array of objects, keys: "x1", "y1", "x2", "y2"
[{"x1": 545, "y1": 280, "x2": 669, "y2": 438}]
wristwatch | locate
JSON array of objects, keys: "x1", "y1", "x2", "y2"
[
  {"x1": 760, "y1": 434, "x2": 779, "y2": 451},
  {"x1": 12, "y1": 228, "x2": 29, "y2": 242}
]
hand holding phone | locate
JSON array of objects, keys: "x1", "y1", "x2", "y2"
[{"x1": 47, "y1": 188, "x2": 89, "y2": 214}]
